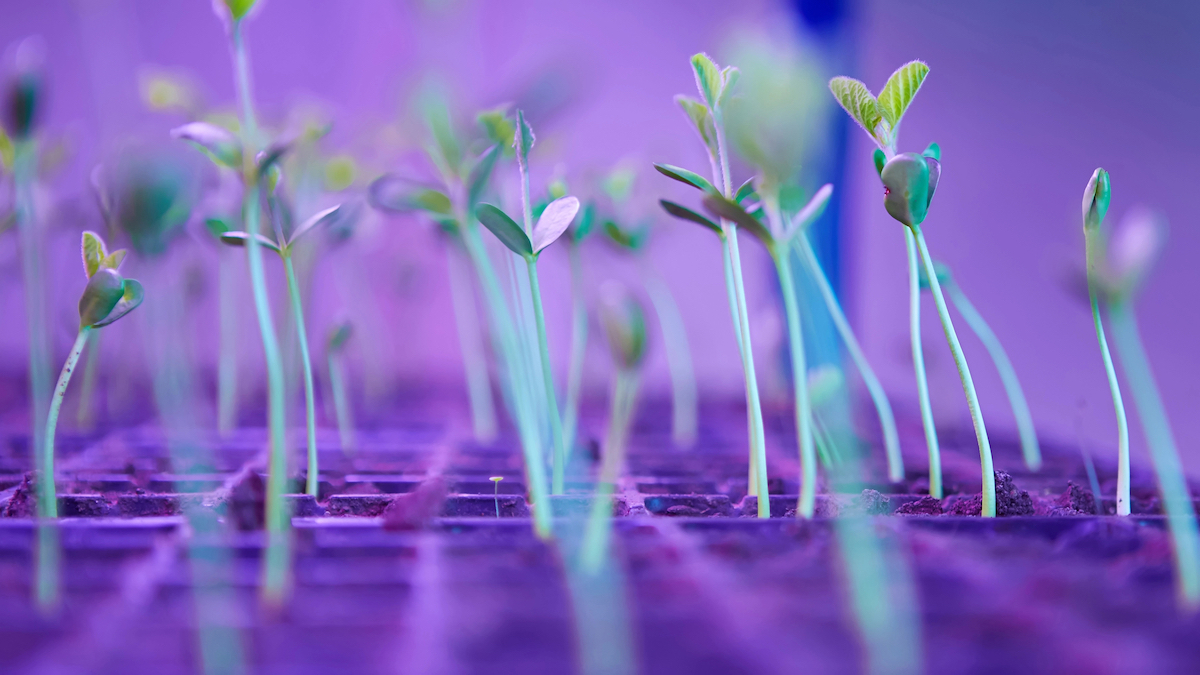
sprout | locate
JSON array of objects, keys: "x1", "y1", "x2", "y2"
[
  {"x1": 489, "y1": 476, "x2": 504, "y2": 518},
  {"x1": 326, "y1": 322, "x2": 357, "y2": 455}
]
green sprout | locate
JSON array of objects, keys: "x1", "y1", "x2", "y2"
[
  {"x1": 490, "y1": 476, "x2": 504, "y2": 517},
  {"x1": 581, "y1": 282, "x2": 647, "y2": 573},
  {"x1": 830, "y1": 61, "x2": 996, "y2": 514},
  {"x1": 562, "y1": 198, "x2": 595, "y2": 453},
  {"x1": 921, "y1": 262, "x2": 1042, "y2": 471},
  {"x1": 326, "y1": 322, "x2": 356, "y2": 455},
  {"x1": 476, "y1": 110, "x2": 579, "y2": 497},
  {"x1": 1081, "y1": 176, "x2": 1200, "y2": 607},
  {"x1": 656, "y1": 53, "x2": 771, "y2": 518}
]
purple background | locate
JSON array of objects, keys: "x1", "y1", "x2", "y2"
[{"x1": 0, "y1": 0, "x2": 1197, "y2": 474}]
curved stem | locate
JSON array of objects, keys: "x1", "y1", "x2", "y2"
[
  {"x1": 946, "y1": 281, "x2": 1042, "y2": 471},
  {"x1": 773, "y1": 248, "x2": 816, "y2": 518},
  {"x1": 905, "y1": 229, "x2": 941, "y2": 497},
  {"x1": 447, "y1": 240, "x2": 497, "y2": 443},
  {"x1": 912, "y1": 226, "x2": 994, "y2": 516},
  {"x1": 795, "y1": 235, "x2": 902, "y2": 482},
  {"x1": 328, "y1": 353, "x2": 356, "y2": 454},
  {"x1": 1085, "y1": 238, "x2": 1130, "y2": 515},
  {"x1": 75, "y1": 330, "x2": 100, "y2": 430},
  {"x1": 41, "y1": 328, "x2": 91, "y2": 519},
  {"x1": 642, "y1": 265, "x2": 698, "y2": 448},
  {"x1": 527, "y1": 256, "x2": 567, "y2": 495},
  {"x1": 581, "y1": 370, "x2": 639, "y2": 573},
  {"x1": 1107, "y1": 303, "x2": 1200, "y2": 607},
  {"x1": 285, "y1": 255, "x2": 319, "y2": 497},
  {"x1": 564, "y1": 243, "x2": 589, "y2": 452}
]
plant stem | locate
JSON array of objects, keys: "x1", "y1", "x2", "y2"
[
  {"x1": 527, "y1": 256, "x2": 567, "y2": 495},
  {"x1": 231, "y1": 21, "x2": 258, "y2": 139},
  {"x1": 447, "y1": 239, "x2": 497, "y2": 443},
  {"x1": 75, "y1": 330, "x2": 100, "y2": 430},
  {"x1": 284, "y1": 255, "x2": 319, "y2": 497},
  {"x1": 946, "y1": 281, "x2": 1041, "y2": 471},
  {"x1": 795, "y1": 235, "x2": 902, "y2": 482},
  {"x1": 564, "y1": 243, "x2": 589, "y2": 452},
  {"x1": 41, "y1": 328, "x2": 91, "y2": 519},
  {"x1": 912, "y1": 226, "x2": 994, "y2": 516},
  {"x1": 1107, "y1": 303, "x2": 1200, "y2": 607},
  {"x1": 327, "y1": 352, "x2": 356, "y2": 454},
  {"x1": 904, "y1": 229, "x2": 940, "y2": 497},
  {"x1": 217, "y1": 250, "x2": 239, "y2": 436},
  {"x1": 1085, "y1": 255, "x2": 1130, "y2": 515},
  {"x1": 772, "y1": 247, "x2": 817, "y2": 518},
  {"x1": 642, "y1": 264, "x2": 698, "y2": 448},
  {"x1": 721, "y1": 237, "x2": 759, "y2": 498},
  {"x1": 35, "y1": 523, "x2": 59, "y2": 613},
  {"x1": 581, "y1": 369, "x2": 639, "y2": 573}
]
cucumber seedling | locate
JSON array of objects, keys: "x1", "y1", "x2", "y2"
[
  {"x1": 830, "y1": 61, "x2": 996, "y2": 514},
  {"x1": 656, "y1": 53, "x2": 771, "y2": 518}
]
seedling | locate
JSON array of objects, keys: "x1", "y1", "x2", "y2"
[
  {"x1": 655, "y1": 53, "x2": 770, "y2": 518},
  {"x1": 921, "y1": 261, "x2": 1042, "y2": 471},
  {"x1": 490, "y1": 476, "x2": 504, "y2": 517},
  {"x1": 1081, "y1": 174, "x2": 1200, "y2": 606},
  {"x1": 581, "y1": 282, "x2": 647, "y2": 573},
  {"x1": 830, "y1": 61, "x2": 995, "y2": 514},
  {"x1": 326, "y1": 322, "x2": 357, "y2": 455},
  {"x1": 563, "y1": 195, "x2": 595, "y2": 452},
  {"x1": 475, "y1": 110, "x2": 579, "y2": 496}
]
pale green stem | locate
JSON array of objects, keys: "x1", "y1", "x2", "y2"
[
  {"x1": 1085, "y1": 232, "x2": 1130, "y2": 515},
  {"x1": 327, "y1": 352, "x2": 356, "y2": 454},
  {"x1": 642, "y1": 265, "x2": 698, "y2": 448},
  {"x1": 1108, "y1": 303, "x2": 1200, "y2": 608},
  {"x1": 527, "y1": 256, "x2": 567, "y2": 495},
  {"x1": 16, "y1": 139, "x2": 51, "y2": 505},
  {"x1": 946, "y1": 281, "x2": 1041, "y2": 471},
  {"x1": 217, "y1": 251, "x2": 239, "y2": 436},
  {"x1": 794, "y1": 235, "x2": 902, "y2": 482},
  {"x1": 507, "y1": 251, "x2": 547, "y2": 442},
  {"x1": 721, "y1": 237, "x2": 758, "y2": 497},
  {"x1": 284, "y1": 255, "x2": 319, "y2": 497},
  {"x1": 564, "y1": 243, "x2": 589, "y2": 452},
  {"x1": 231, "y1": 21, "x2": 258, "y2": 139},
  {"x1": 905, "y1": 229, "x2": 941, "y2": 497},
  {"x1": 75, "y1": 330, "x2": 100, "y2": 430},
  {"x1": 912, "y1": 226, "x2": 994, "y2": 516},
  {"x1": 35, "y1": 524, "x2": 59, "y2": 614},
  {"x1": 581, "y1": 370, "x2": 639, "y2": 573},
  {"x1": 41, "y1": 327, "x2": 90, "y2": 519},
  {"x1": 447, "y1": 239, "x2": 497, "y2": 442},
  {"x1": 772, "y1": 247, "x2": 816, "y2": 518}
]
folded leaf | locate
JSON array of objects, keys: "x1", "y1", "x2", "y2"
[
  {"x1": 78, "y1": 268, "x2": 124, "y2": 328},
  {"x1": 531, "y1": 195, "x2": 579, "y2": 254},
  {"x1": 676, "y1": 96, "x2": 718, "y2": 157},
  {"x1": 514, "y1": 110, "x2": 535, "y2": 174},
  {"x1": 659, "y1": 199, "x2": 721, "y2": 235},
  {"x1": 702, "y1": 193, "x2": 774, "y2": 246},
  {"x1": 287, "y1": 205, "x2": 342, "y2": 246},
  {"x1": 171, "y1": 122, "x2": 242, "y2": 169},
  {"x1": 734, "y1": 177, "x2": 757, "y2": 204},
  {"x1": 691, "y1": 53, "x2": 723, "y2": 109},
  {"x1": 719, "y1": 66, "x2": 740, "y2": 107},
  {"x1": 877, "y1": 61, "x2": 929, "y2": 130},
  {"x1": 92, "y1": 278, "x2": 144, "y2": 328},
  {"x1": 829, "y1": 77, "x2": 882, "y2": 146},
  {"x1": 653, "y1": 163, "x2": 716, "y2": 193},
  {"x1": 1082, "y1": 168, "x2": 1110, "y2": 231},
  {"x1": 81, "y1": 231, "x2": 106, "y2": 278},
  {"x1": 476, "y1": 203, "x2": 532, "y2": 256},
  {"x1": 219, "y1": 230, "x2": 282, "y2": 253},
  {"x1": 256, "y1": 140, "x2": 291, "y2": 178},
  {"x1": 467, "y1": 144, "x2": 501, "y2": 208}
]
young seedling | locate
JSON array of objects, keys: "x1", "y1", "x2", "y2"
[
  {"x1": 213, "y1": 201, "x2": 341, "y2": 497},
  {"x1": 476, "y1": 110, "x2": 579, "y2": 496},
  {"x1": 490, "y1": 476, "x2": 504, "y2": 517},
  {"x1": 830, "y1": 61, "x2": 996, "y2": 514},
  {"x1": 563, "y1": 198, "x2": 595, "y2": 452},
  {"x1": 581, "y1": 282, "x2": 647, "y2": 573},
  {"x1": 921, "y1": 261, "x2": 1042, "y2": 471},
  {"x1": 1081, "y1": 176, "x2": 1200, "y2": 606},
  {"x1": 326, "y1": 322, "x2": 356, "y2": 455},
  {"x1": 655, "y1": 53, "x2": 770, "y2": 518}
]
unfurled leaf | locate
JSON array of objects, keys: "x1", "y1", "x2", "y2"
[
  {"x1": 287, "y1": 205, "x2": 342, "y2": 246},
  {"x1": 531, "y1": 196, "x2": 578, "y2": 254},
  {"x1": 514, "y1": 110, "x2": 535, "y2": 174},
  {"x1": 653, "y1": 163, "x2": 716, "y2": 193},
  {"x1": 101, "y1": 250, "x2": 126, "y2": 271},
  {"x1": 171, "y1": 122, "x2": 242, "y2": 169},
  {"x1": 368, "y1": 175, "x2": 452, "y2": 215},
  {"x1": 598, "y1": 281, "x2": 647, "y2": 370},
  {"x1": 659, "y1": 200, "x2": 721, "y2": 235},
  {"x1": 784, "y1": 184, "x2": 834, "y2": 240},
  {"x1": 78, "y1": 268, "x2": 124, "y2": 328},
  {"x1": 734, "y1": 177, "x2": 756, "y2": 204},
  {"x1": 93, "y1": 278, "x2": 144, "y2": 328},
  {"x1": 476, "y1": 203, "x2": 532, "y2": 257},
  {"x1": 829, "y1": 77, "x2": 882, "y2": 145},
  {"x1": 877, "y1": 61, "x2": 929, "y2": 129},
  {"x1": 718, "y1": 66, "x2": 740, "y2": 106},
  {"x1": 219, "y1": 230, "x2": 282, "y2": 253},
  {"x1": 1082, "y1": 168, "x2": 1110, "y2": 231},
  {"x1": 467, "y1": 145, "x2": 500, "y2": 208},
  {"x1": 676, "y1": 96, "x2": 718, "y2": 156},
  {"x1": 82, "y1": 231, "x2": 106, "y2": 278},
  {"x1": 205, "y1": 216, "x2": 232, "y2": 239},
  {"x1": 702, "y1": 193, "x2": 773, "y2": 246},
  {"x1": 691, "y1": 53, "x2": 723, "y2": 109},
  {"x1": 880, "y1": 153, "x2": 933, "y2": 227}
]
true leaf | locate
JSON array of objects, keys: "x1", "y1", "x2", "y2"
[
  {"x1": 829, "y1": 77, "x2": 882, "y2": 145},
  {"x1": 659, "y1": 199, "x2": 721, "y2": 235},
  {"x1": 466, "y1": 144, "x2": 500, "y2": 208},
  {"x1": 719, "y1": 66, "x2": 740, "y2": 106},
  {"x1": 101, "y1": 250, "x2": 127, "y2": 271},
  {"x1": 691, "y1": 53, "x2": 723, "y2": 109},
  {"x1": 78, "y1": 268, "x2": 124, "y2": 328},
  {"x1": 219, "y1": 231, "x2": 282, "y2": 253},
  {"x1": 734, "y1": 177, "x2": 756, "y2": 204},
  {"x1": 171, "y1": 122, "x2": 242, "y2": 169},
  {"x1": 92, "y1": 278, "x2": 144, "y2": 328},
  {"x1": 702, "y1": 193, "x2": 774, "y2": 246},
  {"x1": 477, "y1": 106, "x2": 515, "y2": 152},
  {"x1": 514, "y1": 110, "x2": 535, "y2": 174},
  {"x1": 784, "y1": 184, "x2": 834, "y2": 241},
  {"x1": 531, "y1": 196, "x2": 579, "y2": 254},
  {"x1": 81, "y1": 231, "x2": 106, "y2": 278},
  {"x1": 476, "y1": 203, "x2": 532, "y2": 257},
  {"x1": 877, "y1": 61, "x2": 929, "y2": 129},
  {"x1": 676, "y1": 96, "x2": 718, "y2": 156},
  {"x1": 653, "y1": 163, "x2": 716, "y2": 193},
  {"x1": 287, "y1": 205, "x2": 342, "y2": 246},
  {"x1": 256, "y1": 140, "x2": 291, "y2": 178}
]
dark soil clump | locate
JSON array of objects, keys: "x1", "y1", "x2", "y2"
[{"x1": 896, "y1": 495, "x2": 943, "y2": 515}]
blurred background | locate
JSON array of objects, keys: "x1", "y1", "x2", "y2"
[{"x1": 0, "y1": 0, "x2": 1197, "y2": 472}]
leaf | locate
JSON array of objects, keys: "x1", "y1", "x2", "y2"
[
  {"x1": 92, "y1": 278, "x2": 144, "y2": 328},
  {"x1": 702, "y1": 193, "x2": 774, "y2": 246},
  {"x1": 531, "y1": 196, "x2": 579, "y2": 254},
  {"x1": 873, "y1": 148, "x2": 886, "y2": 177},
  {"x1": 719, "y1": 66, "x2": 740, "y2": 106},
  {"x1": 328, "y1": 322, "x2": 353, "y2": 352},
  {"x1": 734, "y1": 177, "x2": 757, "y2": 204},
  {"x1": 368, "y1": 175, "x2": 453, "y2": 215},
  {"x1": 256, "y1": 140, "x2": 291, "y2": 179},
  {"x1": 466, "y1": 144, "x2": 500, "y2": 208},
  {"x1": 221, "y1": 0, "x2": 257, "y2": 21},
  {"x1": 603, "y1": 220, "x2": 649, "y2": 251},
  {"x1": 829, "y1": 77, "x2": 882, "y2": 145},
  {"x1": 784, "y1": 184, "x2": 834, "y2": 241},
  {"x1": 287, "y1": 205, "x2": 342, "y2": 246},
  {"x1": 659, "y1": 200, "x2": 721, "y2": 235},
  {"x1": 676, "y1": 96, "x2": 718, "y2": 156},
  {"x1": 653, "y1": 163, "x2": 716, "y2": 193},
  {"x1": 205, "y1": 216, "x2": 232, "y2": 239},
  {"x1": 101, "y1": 250, "x2": 126, "y2": 271},
  {"x1": 81, "y1": 231, "x2": 106, "y2": 278},
  {"x1": 78, "y1": 268, "x2": 124, "y2": 328},
  {"x1": 572, "y1": 202, "x2": 596, "y2": 242},
  {"x1": 477, "y1": 106, "x2": 515, "y2": 152},
  {"x1": 1082, "y1": 168, "x2": 1111, "y2": 231},
  {"x1": 925, "y1": 157, "x2": 941, "y2": 207},
  {"x1": 514, "y1": 110, "x2": 535, "y2": 174},
  {"x1": 691, "y1": 53, "x2": 723, "y2": 109},
  {"x1": 476, "y1": 203, "x2": 532, "y2": 257},
  {"x1": 876, "y1": 61, "x2": 929, "y2": 129},
  {"x1": 219, "y1": 231, "x2": 282, "y2": 253},
  {"x1": 171, "y1": 122, "x2": 242, "y2": 169}
]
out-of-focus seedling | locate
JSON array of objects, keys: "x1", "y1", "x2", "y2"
[
  {"x1": 1081, "y1": 173, "x2": 1200, "y2": 607},
  {"x1": 490, "y1": 476, "x2": 504, "y2": 517},
  {"x1": 830, "y1": 61, "x2": 996, "y2": 514},
  {"x1": 580, "y1": 282, "x2": 647, "y2": 573},
  {"x1": 326, "y1": 322, "x2": 356, "y2": 455},
  {"x1": 476, "y1": 110, "x2": 579, "y2": 496},
  {"x1": 562, "y1": 195, "x2": 595, "y2": 453},
  {"x1": 656, "y1": 53, "x2": 771, "y2": 518}
]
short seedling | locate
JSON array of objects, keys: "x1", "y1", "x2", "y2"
[
  {"x1": 656, "y1": 53, "x2": 770, "y2": 518},
  {"x1": 326, "y1": 322, "x2": 356, "y2": 455},
  {"x1": 490, "y1": 476, "x2": 504, "y2": 517},
  {"x1": 830, "y1": 61, "x2": 995, "y2": 514}
]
